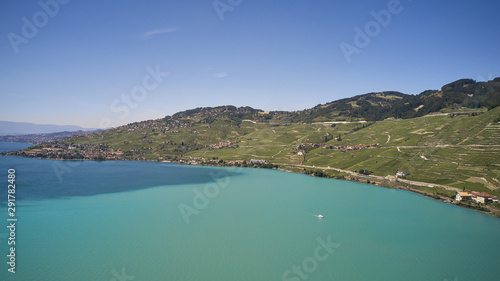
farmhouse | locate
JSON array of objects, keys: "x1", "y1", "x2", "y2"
[
  {"x1": 471, "y1": 191, "x2": 492, "y2": 204},
  {"x1": 395, "y1": 171, "x2": 409, "y2": 178},
  {"x1": 455, "y1": 191, "x2": 471, "y2": 201},
  {"x1": 249, "y1": 159, "x2": 267, "y2": 164}
]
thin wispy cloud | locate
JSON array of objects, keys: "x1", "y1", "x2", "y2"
[
  {"x1": 143, "y1": 27, "x2": 178, "y2": 38},
  {"x1": 213, "y1": 72, "x2": 228, "y2": 78}
]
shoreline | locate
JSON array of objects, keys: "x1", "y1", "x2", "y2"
[
  {"x1": 277, "y1": 164, "x2": 500, "y2": 218},
  {"x1": 2, "y1": 153, "x2": 499, "y2": 218}
]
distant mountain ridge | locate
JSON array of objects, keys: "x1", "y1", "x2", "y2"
[
  {"x1": 0, "y1": 130, "x2": 99, "y2": 144},
  {"x1": 0, "y1": 121, "x2": 96, "y2": 136}
]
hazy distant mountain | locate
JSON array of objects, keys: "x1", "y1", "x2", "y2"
[
  {"x1": 0, "y1": 130, "x2": 100, "y2": 144},
  {"x1": 0, "y1": 121, "x2": 96, "y2": 136}
]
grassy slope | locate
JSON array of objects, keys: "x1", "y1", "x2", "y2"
[
  {"x1": 20, "y1": 107, "x2": 500, "y2": 196},
  {"x1": 186, "y1": 107, "x2": 500, "y2": 196}
]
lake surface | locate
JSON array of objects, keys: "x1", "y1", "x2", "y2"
[{"x1": 0, "y1": 141, "x2": 499, "y2": 280}]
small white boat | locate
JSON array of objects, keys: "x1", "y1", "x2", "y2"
[{"x1": 317, "y1": 214, "x2": 324, "y2": 218}]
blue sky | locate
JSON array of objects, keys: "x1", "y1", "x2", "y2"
[{"x1": 1, "y1": 0, "x2": 499, "y2": 128}]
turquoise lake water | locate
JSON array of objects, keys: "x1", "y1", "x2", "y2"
[{"x1": 0, "y1": 142, "x2": 499, "y2": 280}]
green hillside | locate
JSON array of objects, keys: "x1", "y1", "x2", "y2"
[
  {"x1": 302, "y1": 107, "x2": 500, "y2": 193},
  {"x1": 4, "y1": 78, "x2": 500, "y2": 197}
]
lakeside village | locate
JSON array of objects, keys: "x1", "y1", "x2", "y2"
[{"x1": 6, "y1": 137, "x2": 379, "y2": 162}]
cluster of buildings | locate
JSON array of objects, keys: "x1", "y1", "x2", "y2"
[
  {"x1": 455, "y1": 191, "x2": 500, "y2": 204},
  {"x1": 341, "y1": 143, "x2": 379, "y2": 151},
  {"x1": 396, "y1": 171, "x2": 409, "y2": 178},
  {"x1": 249, "y1": 159, "x2": 267, "y2": 164},
  {"x1": 385, "y1": 171, "x2": 410, "y2": 181},
  {"x1": 209, "y1": 140, "x2": 238, "y2": 149},
  {"x1": 297, "y1": 142, "x2": 378, "y2": 154},
  {"x1": 14, "y1": 142, "x2": 131, "y2": 161},
  {"x1": 112, "y1": 117, "x2": 194, "y2": 136},
  {"x1": 177, "y1": 157, "x2": 267, "y2": 167}
]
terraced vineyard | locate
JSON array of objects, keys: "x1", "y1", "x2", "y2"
[{"x1": 291, "y1": 108, "x2": 500, "y2": 196}]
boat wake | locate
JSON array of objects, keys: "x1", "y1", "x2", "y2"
[{"x1": 308, "y1": 213, "x2": 325, "y2": 218}]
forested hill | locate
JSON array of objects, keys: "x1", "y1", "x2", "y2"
[
  {"x1": 165, "y1": 78, "x2": 500, "y2": 123},
  {"x1": 290, "y1": 78, "x2": 500, "y2": 122}
]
